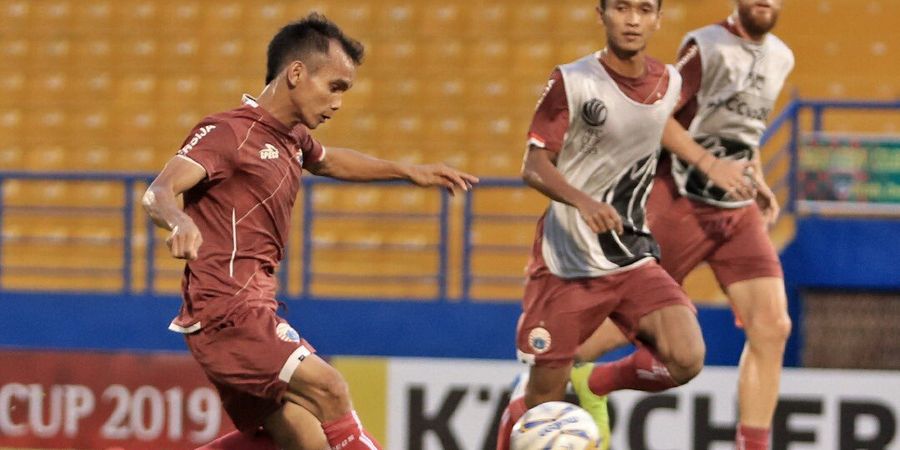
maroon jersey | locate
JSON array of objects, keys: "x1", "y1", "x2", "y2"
[{"x1": 169, "y1": 96, "x2": 324, "y2": 333}]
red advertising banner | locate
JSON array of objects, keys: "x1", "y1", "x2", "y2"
[{"x1": 0, "y1": 349, "x2": 233, "y2": 449}]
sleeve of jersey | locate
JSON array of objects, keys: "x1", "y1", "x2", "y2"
[
  {"x1": 297, "y1": 128, "x2": 326, "y2": 166},
  {"x1": 527, "y1": 69, "x2": 569, "y2": 153},
  {"x1": 674, "y1": 41, "x2": 702, "y2": 128},
  {"x1": 176, "y1": 121, "x2": 238, "y2": 182}
]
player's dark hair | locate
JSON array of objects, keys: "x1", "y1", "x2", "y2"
[
  {"x1": 599, "y1": 0, "x2": 663, "y2": 10},
  {"x1": 265, "y1": 13, "x2": 364, "y2": 85}
]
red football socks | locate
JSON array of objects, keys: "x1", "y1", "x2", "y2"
[
  {"x1": 588, "y1": 346, "x2": 678, "y2": 395},
  {"x1": 195, "y1": 430, "x2": 277, "y2": 450},
  {"x1": 736, "y1": 424, "x2": 770, "y2": 450},
  {"x1": 321, "y1": 410, "x2": 382, "y2": 450},
  {"x1": 495, "y1": 396, "x2": 528, "y2": 450}
]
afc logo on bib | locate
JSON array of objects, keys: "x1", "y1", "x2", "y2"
[{"x1": 581, "y1": 98, "x2": 608, "y2": 127}]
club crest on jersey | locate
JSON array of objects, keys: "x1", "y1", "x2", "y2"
[
  {"x1": 276, "y1": 323, "x2": 301, "y2": 343},
  {"x1": 259, "y1": 143, "x2": 280, "y2": 160},
  {"x1": 581, "y1": 98, "x2": 608, "y2": 127},
  {"x1": 528, "y1": 327, "x2": 552, "y2": 354}
]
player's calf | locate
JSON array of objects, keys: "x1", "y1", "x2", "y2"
[{"x1": 286, "y1": 355, "x2": 383, "y2": 450}]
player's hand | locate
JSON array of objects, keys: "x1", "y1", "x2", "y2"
[
  {"x1": 576, "y1": 198, "x2": 623, "y2": 235},
  {"x1": 705, "y1": 158, "x2": 756, "y2": 201},
  {"x1": 755, "y1": 178, "x2": 780, "y2": 226},
  {"x1": 407, "y1": 163, "x2": 480, "y2": 195},
  {"x1": 166, "y1": 219, "x2": 203, "y2": 260}
]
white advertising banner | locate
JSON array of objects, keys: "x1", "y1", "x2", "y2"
[{"x1": 385, "y1": 358, "x2": 899, "y2": 450}]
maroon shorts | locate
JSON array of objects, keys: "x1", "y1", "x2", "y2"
[
  {"x1": 647, "y1": 174, "x2": 783, "y2": 288},
  {"x1": 516, "y1": 261, "x2": 695, "y2": 367},
  {"x1": 185, "y1": 303, "x2": 316, "y2": 433}
]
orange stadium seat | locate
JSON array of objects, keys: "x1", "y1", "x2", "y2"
[
  {"x1": 374, "y1": 1, "x2": 417, "y2": 37},
  {"x1": 325, "y1": 3, "x2": 373, "y2": 36},
  {"x1": 25, "y1": 74, "x2": 69, "y2": 107},
  {"x1": 559, "y1": 41, "x2": 600, "y2": 64},
  {"x1": 197, "y1": 1, "x2": 244, "y2": 38},
  {"x1": 114, "y1": 37, "x2": 159, "y2": 72},
  {"x1": 199, "y1": 38, "x2": 246, "y2": 73},
  {"x1": 109, "y1": 0, "x2": 158, "y2": 34},
  {"x1": 467, "y1": 78, "x2": 514, "y2": 113},
  {"x1": 0, "y1": 146, "x2": 24, "y2": 169},
  {"x1": 420, "y1": 39, "x2": 465, "y2": 74},
  {"x1": 512, "y1": 41, "x2": 556, "y2": 76},
  {"x1": 0, "y1": 72, "x2": 25, "y2": 105},
  {"x1": 555, "y1": 0, "x2": 597, "y2": 37},
  {"x1": 468, "y1": 40, "x2": 511, "y2": 74},
  {"x1": 368, "y1": 39, "x2": 419, "y2": 74},
  {"x1": 419, "y1": 2, "x2": 462, "y2": 38},
  {"x1": 0, "y1": 108, "x2": 22, "y2": 144},
  {"x1": 371, "y1": 76, "x2": 420, "y2": 113},
  {"x1": 26, "y1": 0, "x2": 73, "y2": 35},
  {"x1": 425, "y1": 113, "x2": 467, "y2": 144},
  {"x1": 0, "y1": 37, "x2": 29, "y2": 70},
  {"x1": 1, "y1": 0, "x2": 30, "y2": 35},
  {"x1": 467, "y1": 3, "x2": 510, "y2": 37},
  {"x1": 159, "y1": 37, "x2": 201, "y2": 72},
  {"x1": 159, "y1": 76, "x2": 202, "y2": 109},
  {"x1": 510, "y1": 1, "x2": 553, "y2": 37},
  {"x1": 378, "y1": 112, "x2": 424, "y2": 152},
  {"x1": 23, "y1": 141, "x2": 71, "y2": 171},
  {"x1": 71, "y1": 0, "x2": 111, "y2": 34}
]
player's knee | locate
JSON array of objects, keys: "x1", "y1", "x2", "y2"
[
  {"x1": 666, "y1": 341, "x2": 705, "y2": 385},
  {"x1": 746, "y1": 310, "x2": 792, "y2": 348}
]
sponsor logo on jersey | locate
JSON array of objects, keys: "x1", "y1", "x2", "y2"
[
  {"x1": 706, "y1": 92, "x2": 771, "y2": 121},
  {"x1": 178, "y1": 125, "x2": 216, "y2": 155},
  {"x1": 528, "y1": 327, "x2": 552, "y2": 354},
  {"x1": 276, "y1": 322, "x2": 301, "y2": 343},
  {"x1": 259, "y1": 143, "x2": 280, "y2": 160},
  {"x1": 581, "y1": 98, "x2": 608, "y2": 127}
]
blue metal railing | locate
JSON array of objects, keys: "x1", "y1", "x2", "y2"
[
  {"x1": 298, "y1": 176, "x2": 451, "y2": 301},
  {"x1": 761, "y1": 98, "x2": 900, "y2": 212},
  {"x1": 0, "y1": 172, "x2": 155, "y2": 294},
  {"x1": 1, "y1": 99, "x2": 897, "y2": 299}
]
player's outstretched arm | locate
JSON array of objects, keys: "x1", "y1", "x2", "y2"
[
  {"x1": 661, "y1": 117, "x2": 756, "y2": 201},
  {"x1": 522, "y1": 146, "x2": 623, "y2": 234},
  {"x1": 304, "y1": 147, "x2": 479, "y2": 195},
  {"x1": 143, "y1": 156, "x2": 207, "y2": 260}
]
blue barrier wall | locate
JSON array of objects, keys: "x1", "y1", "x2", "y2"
[
  {"x1": 0, "y1": 292, "x2": 748, "y2": 366},
  {"x1": 781, "y1": 217, "x2": 900, "y2": 290}
]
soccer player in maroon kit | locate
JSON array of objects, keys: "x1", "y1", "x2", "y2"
[
  {"x1": 494, "y1": 0, "x2": 758, "y2": 448},
  {"x1": 573, "y1": 1, "x2": 793, "y2": 449},
  {"x1": 143, "y1": 14, "x2": 478, "y2": 450}
]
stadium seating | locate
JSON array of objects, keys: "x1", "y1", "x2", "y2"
[{"x1": 1, "y1": 0, "x2": 896, "y2": 300}]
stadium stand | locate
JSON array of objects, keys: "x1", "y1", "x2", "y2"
[{"x1": 0, "y1": 0, "x2": 897, "y2": 301}]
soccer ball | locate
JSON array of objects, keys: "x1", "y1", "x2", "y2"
[{"x1": 510, "y1": 401, "x2": 601, "y2": 450}]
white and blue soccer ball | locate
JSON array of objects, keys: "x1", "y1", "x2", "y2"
[{"x1": 510, "y1": 401, "x2": 601, "y2": 450}]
